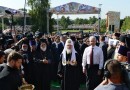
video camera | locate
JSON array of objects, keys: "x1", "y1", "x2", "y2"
[{"x1": 121, "y1": 63, "x2": 130, "y2": 89}]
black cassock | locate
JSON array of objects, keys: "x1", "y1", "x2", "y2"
[
  {"x1": 51, "y1": 42, "x2": 64, "y2": 81},
  {"x1": 107, "y1": 47, "x2": 115, "y2": 60},
  {"x1": 58, "y1": 53, "x2": 81, "y2": 90},
  {"x1": 34, "y1": 49, "x2": 53, "y2": 90},
  {"x1": 0, "y1": 64, "x2": 22, "y2": 90},
  {"x1": 18, "y1": 50, "x2": 32, "y2": 83}
]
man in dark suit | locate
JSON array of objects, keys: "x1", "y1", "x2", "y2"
[
  {"x1": 107, "y1": 44, "x2": 115, "y2": 60},
  {"x1": 70, "y1": 36, "x2": 81, "y2": 55},
  {"x1": 51, "y1": 36, "x2": 64, "y2": 81},
  {"x1": 99, "y1": 35, "x2": 108, "y2": 62}
]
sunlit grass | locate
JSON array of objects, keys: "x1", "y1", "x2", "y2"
[{"x1": 53, "y1": 29, "x2": 94, "y2": 34}]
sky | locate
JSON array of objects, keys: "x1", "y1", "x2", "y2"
[{"x1": 0, "y1": 0, "x2": 130, "y2": 19}]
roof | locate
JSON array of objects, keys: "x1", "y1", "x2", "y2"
[
  {"x1": 50, "y1": 2, "x2": 100, "y2": 14},
  {"x1": 0, "y1": 6, "x2": 29, "y2": 17}
]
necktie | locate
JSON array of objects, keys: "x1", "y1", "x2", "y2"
[{"x1": 90, "y1": 47, "x2": 93, "y2": 65}]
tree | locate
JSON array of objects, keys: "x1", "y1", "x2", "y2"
[
  {"x1": 95, "y1": 19, "x2": 106, "y2": 33},
  {"x1": 74, "y1": 18, "x2": 80, "y2": 24},
  {"x1": 120, "y1": 19, "x2": 124, "y2": 30},
  {"x1": 66, "y1": 17, "x2": 72, "y2": 25},
  {"x1": 100, "y1": 19, "x2": 106, "y2": 33},
  {"x1": 27, "y1": 0, "x2": 53, "y2": 33},
  {"x1": 0, "y1": 23, "x2": 7, "y2": 32},
  {"x1": 59, "y1": 16, "x2": 68, "y2": 29},
  {"x1": 73, "y1": 16, "x2": 98, "y2": 25},
  {"x1": 88, "y1": 16, "x2": 98, "y2": 24},
  {"x1": 121, "y1": 16, "x2": 130, "y2": 32},
  {"x1": 83, "y1": 19, "x2": 89, "y2": 24}
]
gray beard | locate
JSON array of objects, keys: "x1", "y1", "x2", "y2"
[
  {"x1": 66, "y1": 49, "x2": 72, "y2": 54},
  {"x1": 40, "y1": 47, "x2": 47, "y2": 51},
  {"x1": 22, "y1": 48, "x2": 28, "y2": 51}
]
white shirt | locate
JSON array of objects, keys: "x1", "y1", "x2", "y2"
[
  {"x1": 82, "y1": 45, "x2": 104, "y2": 70},
  {"x1": 61, "y1": 41, "x2": 65, "y2": 46},
  {"x1": 53, "y1": 42, "x2": 60, "y2": 48}
]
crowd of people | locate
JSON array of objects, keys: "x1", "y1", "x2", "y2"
[{"x1": 0, "y1": 31, "x2": 130, "y2": 90}]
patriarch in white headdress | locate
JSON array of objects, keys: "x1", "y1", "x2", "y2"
[{"x1": 62, "y1": 39, "x2": 77, "y2": 66}]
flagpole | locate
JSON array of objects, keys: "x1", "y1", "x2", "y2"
[
  {"x1": 57, "y1": 14, "x2": 59, "y2": 34},
  {"x1": 47, "y1": 8, "x2": 49, "y2": 34},
  {"x1": 98, "y1": 4, "x2": 102, "y2": 34},
  {"x1": 1, "y1": 14, "x2": 4, "y2": 31}
]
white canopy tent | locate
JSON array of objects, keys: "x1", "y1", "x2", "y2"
[
  {"x1": 0, "y1": 6, "x2": 29, "y2": 32},
  {"x1": 0, "y1": 6, "x2": 24, "y2": 17}
]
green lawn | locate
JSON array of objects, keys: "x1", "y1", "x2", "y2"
[
  {"x1": 53, "y1": 29, "x2": 94, "y2": 34},
  {"x1": 51, "y1": 81, "x2": 86, "y2": 88}
]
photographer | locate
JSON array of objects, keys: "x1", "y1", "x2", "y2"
[{"x1": 94, "y1": 60, "x2": 129, "y2": 90}]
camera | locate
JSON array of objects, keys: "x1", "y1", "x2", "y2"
[{"x1": 121, "y1": 63, "x2": 130, "y2": 89}]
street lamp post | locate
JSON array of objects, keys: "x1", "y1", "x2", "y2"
[
  {"x1": 11, "y1": 14, "x2": 14, "y2": 30},
  {"x1": 57, "y1": 14, "x2": 59, "y2": 34},
  {"x1": 23, "y1": 0, "x2": 27, "y2": 33},
  {"x1": 5, "y1": 10, "x2": 14, "y2": 31},
  {"x1": 47, "y1": 8, "x2": 49, "y2": 34},
  {"x1": 98, "y1": 4, "x2": 102, "y2": 34},
  {"x1": 46, "y1": 0, "x2": 51, "y2": 34},
  {"x1": 2, "y1": 16, "x2": 4, "y2": 31},
  {"x1": 5, "y1": 9, "x2": 18, "y2": 36},
  {"x1": 0, "y1": 13, "x2": 5, "y2": 31}
]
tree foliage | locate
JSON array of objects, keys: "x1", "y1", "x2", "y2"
[
  {"x1": 100, "y1": 19, "x2": 106, "y2": 33},
  {"x1": 59, "y1": 16, "x2": 72, "y2": 29},
  {"x1": 74, "y1": 16, "x2": 97, "y2": 24},
  {"x1": 27, "y1": 0, "x2": 53, "y2": 33},
  {"x1": 0, "y1": 23, "x2": 7, "y2": 31},
  {"x1": 95, "y1": 19, "x2": 106, "y2": 33},
  {"x1": 88, "y1": 16, "x2": 98, "y2": 24},
  {"x1": 58, "y1": 16, "x2": 98, "y2": 29},
  {"x1": 121, "y1": 16, "x2": 130, "y2": 32}
]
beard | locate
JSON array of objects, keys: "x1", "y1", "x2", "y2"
[
  {"x1": 22, "y1": 48, "x2": 28, "y2": 51},
  {"x1": 12, "y1": 63, "x2": 20, "y2": 70},
  {"x1": 66, "y1": 49, "x2": 72, "y2": 54},
  {"x1": 40, "y1": 46, "x2": 47, "y2": 51}
]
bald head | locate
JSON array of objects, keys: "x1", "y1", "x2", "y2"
[
  {"x1": 89, "y1": 36, "x2": 96, "y2": 41},
  {"x1": 89, "y1": 36, "x2": 96, "y2": 46},
  {"x1": 60, "y1": 35, "x2": 67, "y2": 42}
]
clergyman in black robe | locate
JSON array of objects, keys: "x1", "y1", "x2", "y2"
[
  {"x1": 0, "y1": 51, "x2": 23, "y2": 90},
  {"x1": 34, "y1": 39, "x2": 53, "y2": 90}
]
